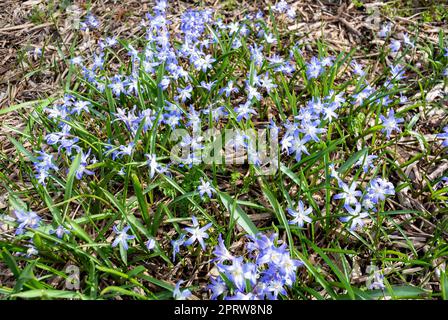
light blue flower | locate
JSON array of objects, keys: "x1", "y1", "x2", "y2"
[
  {"x1": 287, "y1": 201, "x2": 313, "y2": 227},
  {"x1": 173, "y1": 280, "x2": 192, "y2": 300},
  {"x1": 183, "y1": 216, "x2": 212, "y2": 250},
  {"x1": 112, "y1": 225, "x2": 135, "y2": 251}
]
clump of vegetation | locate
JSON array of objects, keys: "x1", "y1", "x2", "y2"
[{"x1": 0, "y1": 0, "x2": 447, "y2": 300}]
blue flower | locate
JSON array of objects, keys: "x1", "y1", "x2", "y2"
[
  {"x1": 274, "y1": 0, "x2": 289, "y2": 13},
  {"x1": 35, "y1": 150, "x2": 60, "y2": 168},
  {"x1": 322, "y1": 102, "x2": 339, "y2": 122},
  {"x1": 351, "y1": 60, "x2": 365, "y2": 77},
  {"x1": 34, "y1": 150, "x2": 58, "y2": 185},
  {"x1": 399, "y1": 93, "x2": 408, "y2": 104},
  {"x1": 368, "y1": 269, "x2": 385, "y2": 290},
  {"x1": 264, "y1": 33, "x2": 277, "y2": 45},
  {"x1": 334, "y1": 181, "x2": 362, "y2": 207},
  {"x1": 355, "y1": 154, "x2": 378, "y2": 173},
  {"x1": 353, "y1": 85, "x2": 374, "y2": 105},
  {"x1": 402, "y1": 33, "x2": 414, "y2": 48},
  {"x1": 306, "y1": 56, "x2": 323, "y2": 79},
  {"x1": 113, "y1": 143, "x2": 135, "y2": 160},
  {"x1": 75, "y1": 149, "x2": 95, "y2": 180},
  {"x1": 390, "y1": 39, "x2": 401, "y2": 52},
  {"x1": 219, "y1": 80, "x2": 239, "y2": 97},
  {"x1": 307, "y1": 97, "x2": 324, "y2": 116},
  {"x1": 108, "y1": 75, "x2": 128, "y2": 96},
  {"x1": 380, "y1": 109, "x2": 404, "y2": 138},
  {"x1": 158, "y1": 76, "x2": 171, "y2": 90},
  {"x1": 105, "y1": 37, "x2": 118, "y2": 48},
  {"x1": 193, "y1": 54, "x2": 215, "y2": 72},
  {"x1": 227, "y1": 22, "x2": 240, "y2": 35},
  {"x1": 198, "y1": 178, "x2": 215, "y2": 199},
  {"x1": 59, "y1": 137, "x2": 81, "y2": 156},
  {"x1": 249, "y1": 44, "x2": 264, "y2": 67},
  {"x1": 390, "y1": 64, "x2": 405, "y2": 81},
  {"x1": 49, "y1": 225, "x2": 71, "y2": 239},
  {"x1": 437, "y1": 127, "x2": 448, "y2": 148},
  {"x1": 92, "y1": 53, "x2": 104, "y2": 70},
  {"x1": 70, "y1": 56, "x2": 83, "y2": 65},
  {"x1": 154, "y1": 0, "x2": 168, "y2": 13},
  {"x1": 320, "y1": 56, "x2": 334, "y2": 67},
  {"x1": 175, "y1": 85, "x2": 193, "y2": 103},
  {"x1": 367, "y1": 178, "x2": 395, "y2": 203},
  {"x1": 277, "y1": 254, "x2": 303, "y2": 286},
  {"x1": 80, "y1": 14, "x2": 100, "y2": 30},
  {"x1": 173, "y1": 280, "x2": 192, "y2": 300},
  {"x1": 217, "y1": 256, "x2": 246, "y2": 291},
  {"x1": 208, "y1": 276, "x2": 228, "y2": 299},
  {"x1": 212, "y1": 234, "x2": 234, "y2": 263},
  {"x1": 234, "y1": 101, "x2": 257, "y2": 122},
  {"x1": 265, "y1": 275, "x2": 287, "y2": 300},
  {"x1": 112, "y1": 225, "x2": 135, "y2": 251},
  {"x1": 199, "y1": 80, "x2": 216, "y2": 91},
  {"x1": 171, "y1": 234, "x2": 186, "y2": 261},
  {"x1": 14, "y1": 209, "x2": 41, "y2": 235},
  {"x1": 259, "y1": 72, "x2": 277, "y2": 93},
  {"x1": 246, "y1": 85, "x2": 262, "y2": 101},
  {"x1": 72, "y1": 100, "x2": 91, "y2": 115},
  {"x1": 145, "y1": 153, "x2": 164, "y2": 178},
  {"x1": 362, "y1": 194, "x2": 377, "y2": 211},
  {"x1": 211, "y1": 232, "x2": 301, "y2": 300},
  {"x1": 186, "y1": 106, "x2": 202, "y2": 130},
  {"x1": 340, "y1": 203, "x2": 369, "y2": 231},
  {"x1": 163, "y1": 111, "x2": 183, "y2": 129},
  {"x1": 298, "y1": 120, "x2": 326, "y2": 142},
  {"x1": 140, "y1": 109, "x2": 155, "y2": 132},
  {"x1": 287, "y1": 201, "x2": 313, "y2": 227},
  {"x1": 289, "y1": 135, "x2": 310, "y2": 162},
  {"x1": 146, "y1": 238, "x2": 156, "y2": 251},
  {"x1": 378, "y1": 23, "x2": 391, "y2": 38},
  {"x1": 24, "y1": 243, "x2": 39, "y2": 258},
  {"x1": 184, "y1": 216, "x2": 212, "y2": 250}
]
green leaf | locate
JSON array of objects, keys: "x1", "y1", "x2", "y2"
[
  {"x1": 337, "y1": 148, "x2": 368, "y2": 175},
  {"x1": 0, "y1": 98, "x2": 53, "y2": 116},
  {"x1": 441, "y1": 270, "x2": 448, "y2": 300},
  {"x1": 12, "y1": 289, "x2": 87, "y2": 299},
  {"x1": 138, "y1": 274, "x2": 174, "y2": 292},
  {"x1": 64, "y1": 152, "x2": 81, "y2": 204},
  {"x1": 306, "y1": 239, "x2": 355, "y2": 300},
  {"x1": 8, "y1": 136, "x2": 37, "y2": 162},
  {"x1": 260, "y1": 182, "x2": 293, "y2": 250},
  {"x1": 370, "y1": 285, "x2": 429, "y2": 299},
  {"x1": 218, "y1": 191, "x2": 258, "y2": 236},
  {"x1": 161, "y1": 175, "x2": 219, "y2": 229},
  {"x1": 131, "y1": 173, "x2": 151, "y2": 226},
  {"x1": 100, "y1": 286, "x2": 147, "y2": 299},
  {"x1": 1, "y1": 248, "x2": 20, "y2": 278}
]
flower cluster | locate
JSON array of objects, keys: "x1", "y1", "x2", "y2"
[
  {"x1": 280, "y1": 92, "x2": 343, "y2": 163},
  {"x1": 209, "y1": 233, "x2": 303, "y2": 300},
  {"x1": 5, "y1": 0, "x2": 445, "y2": 301},
  {"x1": 331, "y1": 162, "x2": 395, "y2": 231}
]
